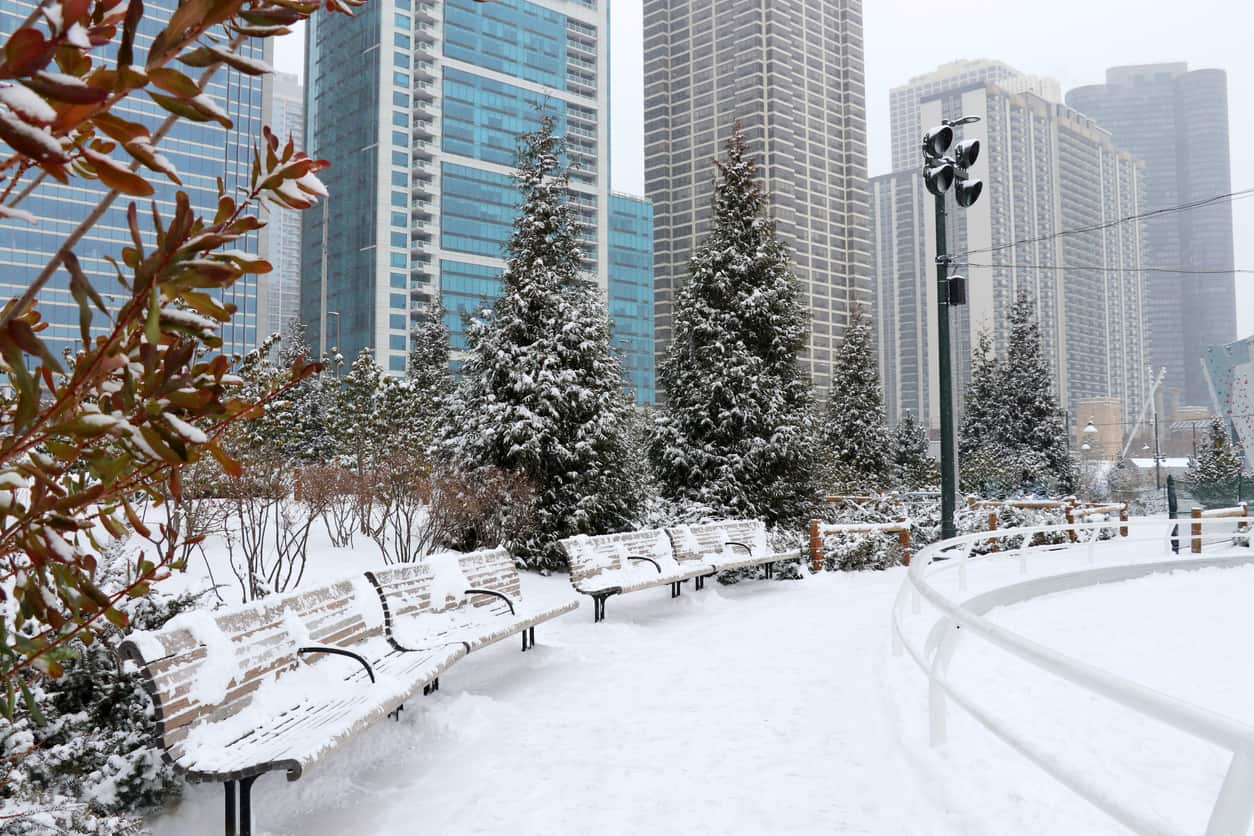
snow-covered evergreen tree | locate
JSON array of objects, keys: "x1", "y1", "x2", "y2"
[
  {"x1": 650, "y1": 125, "x2": 818, "y2": 525},
  {"x1": 822, "y1": 304, "x2": 893, "y2": 493},
  {"x1": 959, "y1": 294, "x2": 1072, "y2": 495},
  {"x1": 330, "y1": 348, "x2": 390, "y2": 468},
  {"x1": 959, "y1": 331, "x2": 1002, "y2": 457},
  {"x1": 406, "y1": 301, "x2": 454, "y2": 452},
  {"x1": 437, "y1": 114, "x2": 641, "y2": 569},
  {"x1": 893, "y1": 411, "x2": 937, "y2": 489},
  {"x1": 1187, "y1": 418, "x2": 1244, "y2": 497},
  {"x1": 1000, "y1": 292, "x2": 1073, "y2": 493}
]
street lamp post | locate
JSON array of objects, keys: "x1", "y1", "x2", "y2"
[
  {"x1": 326, "y1": 310, "x2": 341, "y2": 378},
  {"x1": 923, "y1": 117, "x2": 984, "y2": 541},
  {"x1": 1082, "y1": 418, "x2": 1099, "y2": 499}
]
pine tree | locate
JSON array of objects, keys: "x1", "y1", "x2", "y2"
[
  {"x1": 437, "y1": 114, "x2": 641, "y2": 569},
  {"x1": 1187, "y1": 418, "x2": 1244, "y2": 503},
  {"x1": 1000, "y1": 292, "x2": 1073, "y2": 493},
  {"x1": 405, "y1": 301, "x2": 454, "y2": 452},
  {"x1": 823, "y1": 304, "x2": 893, "y2": 493},
  {"x1": 893, "y1": 411, "x2": 937, "y2": 489},
  {"x1": 331, "y1": 348, "x2": 390, "y2": 469},
  {"x1": 959, "y1": 330, "x2": 1003, "y2": 457},
  {"x1": 650, "y1": 125, "x2": 818, "y2": 524}
]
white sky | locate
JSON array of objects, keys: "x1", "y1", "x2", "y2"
[{"x1": 273, "y1": 0, "x2": 1254, "y2": 339}]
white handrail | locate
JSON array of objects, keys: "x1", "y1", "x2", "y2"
[{"x1": 892, "y1": 516, "x2": 1254, "y2": 836}]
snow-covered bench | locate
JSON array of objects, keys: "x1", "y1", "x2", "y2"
[
  {"x1": 559, "y1": 529, "x2": 709, "y2": 621},
  {"x1": 366, "y1": 547, "x2": 579, "y2": 654},
  {"x1": 119, "y1": 575, "x2": 465, "y2": 836},
  {"x1": 669, "y1": 520, "x2": 799, "y2": 579}
]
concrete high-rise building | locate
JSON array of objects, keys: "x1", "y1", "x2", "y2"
[
  {"x1": 303, "y1": 0, "x2": 653, "y2": 394},
  {"x1": 869, "y1": 170, "x2": 928, "y2": 428},
  {"x1": 643, "y1": 0, "x2": 871, "y2": 398},
  {"x1": 264, "y1": 72, "x2": 305, "y2": 342},
  {"x1": 0, "y1": 0, "x2": 267, "y2": 358},
  {"x1": 877, "y1": 65, "x2": 1151, "y2": 433},
  {"x1": 1067, "y1": 64, "x2": 1237, "y2": 407},
  {"x1": 889, "y1": 59, "x2": 1060, "y2": 173}
]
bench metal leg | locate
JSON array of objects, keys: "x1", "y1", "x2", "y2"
[
  {"x1": 593, "y1": 594, "x2": 608, "y2": 622},
  {"x1": 388, "y1": 703, "x2": 404, "y2": 721},
  {"x1": 225, "y1": 781, "x2": 236, "y2": 836},
  {"x1": 225, "y1": 776, "x2": 259, "y2": 836},
  {"x1": 423, "y1": 677, "x2": 440, "y2": 696},
  {"x1": 521, "y1": 629, "x2": 530, "y2": 652},
  {"x1": 529, "y1": 626, "x2": 535, "y2": 648},
  {"x1": 765, "y1": 562, "x2": 774, "y2": 579}
]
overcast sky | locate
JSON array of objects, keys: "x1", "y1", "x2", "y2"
[{"x1": 274, "y1": 0, "x2": 1253, "y2": 338}]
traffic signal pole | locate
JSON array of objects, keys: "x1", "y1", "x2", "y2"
[{"x1": 934, "y1": 193, "x2": 957, "y2": 541}]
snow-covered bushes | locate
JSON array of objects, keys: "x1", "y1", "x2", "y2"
[
  {"x1": 1, "y1": 568, "x2": 201, "y2": 833},
  {"x1": 820, "y1": 530, "x2": 905, "y2": 572}
]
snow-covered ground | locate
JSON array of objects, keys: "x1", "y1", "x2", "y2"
[{"x1": 148, "y1": 530, "x2": 1254, "y2": 836}]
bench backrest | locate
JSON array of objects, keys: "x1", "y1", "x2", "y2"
[
  {"x1": 668, "y1": 520, "x2": 769, "y2": 562},
  {"x1": 560, "y1": 529, "x2": 674, "y2": 590},
  {"x1": 367, "y1": 548, "x2": 515, "y2": 636},
  {"x1": 458, "y1": 547, "x2": 522, "y2": 609},
  {"x1": 120, "y1": 577, "x2": 384, "y2": 753}
]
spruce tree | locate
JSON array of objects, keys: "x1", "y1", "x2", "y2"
[
  {"x1": 650, "y1": 125, "x2": 818, "y2": 524},
  {"x1": 331, "y1": 348, "x2": 390, "y2": 469},
  {"x1": 823, "y1": 304, "x2": 893, "y2": 493},
  {"x1": 959, "y1": 331, "x2": 1003, "y2": 457},
  {"x1": 438, "y1": 114, "x2": 641, "y2": 569},
  {"x1": 1187, "y1": 418, "x2": 1244, "y2": 504},
  {"x1": 405, "y1": 301, "x2": 454, "y2": 453},
  {"x1": 1000, "y1": 292, "x2": 1073, "y2": 493},
  {"x1": 893, "y1": 411, "x2": 937, "y2": 490}
]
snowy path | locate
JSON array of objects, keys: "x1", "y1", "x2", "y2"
[{"x1": 149, "y1": 540, "x2": 1254, "y2": 836}]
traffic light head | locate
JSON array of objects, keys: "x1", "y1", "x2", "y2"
[
  {"x1": 955, "y1": 179, "x2": 983, "y2": 208},
  {"x1": 954, "y1": 139, "x2": 980, "y2": 169},
  {"x1": 925, "y1": 163, "x2": 956, "y2": 196},
  {"x1": 923, "y1": 125, "x2": 954, "y2": 158}
]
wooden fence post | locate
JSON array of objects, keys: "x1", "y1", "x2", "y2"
[
  {"x1": 1066, "y1": 506, "x2": 1077, "y2": 543},
  {"x1": 987, "y1": 511, "x2": 999, "y2": 553},
  {"x1": 809, "y1": 519, "x2": 822, "y2": 573},
  {"x1": 1119, "y1": 505, "x2": 1129, "y2": 538},
  {"x1": 898, "y1": 525, "x2": 912, "y2": 567},
  {"x1": 1191, "y1": 507, "x2": 1203, "y2": 555}
]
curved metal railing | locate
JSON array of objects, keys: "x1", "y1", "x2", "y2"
[{"x1": 891, "y1": 516, "x2": 1254, "y2": 836}]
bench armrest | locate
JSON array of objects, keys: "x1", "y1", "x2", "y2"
[
  {"x1": 627, "y1": 555, "x2": 662, "y2": 573},
  {"x1": 725, "y1": 541, "x2": 753, "y2": 556},
  {"x1": 465, "y1": 588, "x2": 515, "y2": 615},
  {"x1": 297, "y1": 646, "x2": 376, "y2": 683}
]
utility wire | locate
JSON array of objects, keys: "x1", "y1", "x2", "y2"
[
  {"x1": 955, "y1": 187, "x2": 1254, "y2": 259},
  {"x1": 963, "y1": 262, "x2": 1254, "y2": 276}
]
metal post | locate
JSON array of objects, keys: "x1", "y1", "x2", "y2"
[
  {"x1": 319, "y1": 196, "x2": 330, "y2": 357},
  {"x1": 935, "y1": 192, "x2": 957, "y2": 541},
  {"x1": 1153, "y1": 411, "x2": 1162, "y2": 491}
]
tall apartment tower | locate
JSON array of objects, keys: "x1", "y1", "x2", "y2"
[
  {"x1": 869, "y1": 170, "x2": 928, "y2": 428},
  {"x1": 303, "y1": 0, "x2": 658, "y2": 386},
  {"x1": 642, "y1": 0, "x2": 871, "y2": 398},
  {"x1": 1067, "y1": 64, "x2": 1237, "y2": 407},
  {"x1": 889, "y1": 59, "x2": 1060, "y2": 171},
  {"x1": 263, "y1": 72, "x2": 305, "y2": 342},
  {"x1": 877, "y1": 66, "x2": 1148, "y2": 431},
  {"x1": 0, "y1": 0, "x2": 267, "y2": 358}
]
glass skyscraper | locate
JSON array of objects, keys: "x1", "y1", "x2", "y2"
[
  {"x1": 0, "y1": 0, "x2": 267, "y2": 358},
  {"x1": 1068, "y1": 64, "x2": 1237, "y2": 408},
  {"x1": 302, "y1": 0, "x2": 653, "y2": 399},
  {"x1": 263, "y1": 72, "x2": 305, "y2": 344},
  {"x1": 608, "y1": 194, "x2": 655, "y2": 404}
]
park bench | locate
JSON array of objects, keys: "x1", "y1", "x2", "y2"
[
  {"x1": 120, "y1": 547, "x2": 578, "y2": 835},
  {"x1": 669, "y1": 519, "x2": 800, "y2": 579},
  {"x1": 366, "y1": 547, "x2": 579, "y2": 653},
  {"x1": 120, "y1": 575, "x2": 465, "y2": 835},
  {"x1": 559, "y1": 529, "x2": 709, "y2": 621}
]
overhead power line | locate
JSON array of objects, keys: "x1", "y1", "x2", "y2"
[
  {"x1": 964, "y1": 262, "x2": 1254, "y2": 276},
  {"x1": 956, "y1": 187, "x2": 1254, "y2": 259}
]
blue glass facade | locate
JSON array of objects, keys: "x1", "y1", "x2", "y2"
[
  {"x1": 0, "y1": 0, "x2": 265, "y2": 358},
  {"x1": 440, "y1": 163, "x2": 517, "y2": 258},
  {"x1": 443, "y1": 0, "x2": 567, "y2": 89},
  {"x1": 301, "y1": 0, "x2": 383, "y2": 362},
  {"x1": 442, "y1": 68, "x2": 566, "y2": 166},
  {"x1": 439, "y1": 259, "x2": 502, "y2": 350},
  {"x1": 608, "y1": 195, "x2": 655, "y2": 404}
]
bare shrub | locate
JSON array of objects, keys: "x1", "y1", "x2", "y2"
[{"x1": 300, "y1": 464, "x2": 359, "y2": 548}]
